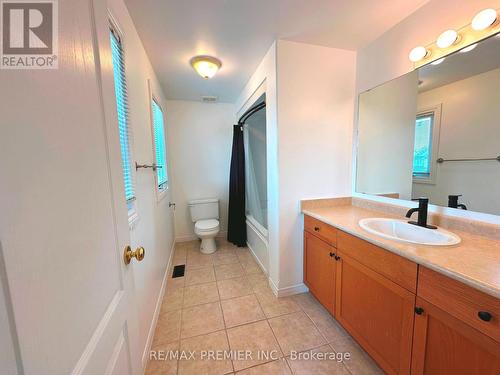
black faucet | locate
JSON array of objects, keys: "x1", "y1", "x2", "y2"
[
  {"x1": 448, "y1": 195, "x2": 467, "y2": 210},
  {"x1": 406, "y1": 198, "x2": 437, "y2": 229}
]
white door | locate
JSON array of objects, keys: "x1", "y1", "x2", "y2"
[{"x1": 0, "y1": 1, "x2": 142, "y2": 374}]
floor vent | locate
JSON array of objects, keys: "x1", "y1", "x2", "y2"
[{"x1": 172, "y1": 265, "x2": 185, "y2": 278}]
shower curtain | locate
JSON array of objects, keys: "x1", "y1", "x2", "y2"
[{"x1": 227, "y1": 125, "x2": 247, "y2": 247}]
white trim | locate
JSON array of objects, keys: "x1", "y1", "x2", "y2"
[
  {"x1": 236, "y1": 80, "x2": 266, "y2": 119},
  {"x1": 71, "y1": 291, "x2": 124, "y2": 375},
  {"x1": 275, "y1": 283, "x2": 309, "y2": 297},
  {"x1": 412, "y1": 104, "x2": 442, "y2": 185},
  {"x1": 246, "y1": 240, "x2": 268, "y2": 275},
  {"x1": 141, "y1": 239, "x2": 175, "y2": 369},
  {"x1": 246, "y1": 216, "x2": 268, "y2": 244}
]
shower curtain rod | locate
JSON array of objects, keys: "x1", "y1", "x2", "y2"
[{"x1": 238, "y1": 101, "x2": 266, "y2": 125}]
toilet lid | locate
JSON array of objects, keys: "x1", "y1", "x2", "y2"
[{"x1": 195, "y1": 219, "x2": 219, "y2": 231}]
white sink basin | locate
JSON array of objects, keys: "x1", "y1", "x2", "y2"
[{"x1": 359, "y1": 218, "x2": 461, "y2": 246}]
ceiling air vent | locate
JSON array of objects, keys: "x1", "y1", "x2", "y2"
[{"x1": 201, "y1": 95, "x2": 218, "y2": 103}]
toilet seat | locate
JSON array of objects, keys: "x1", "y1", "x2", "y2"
[{"x1": 195, "y1": 219, "x2": 219, "y2": 232}]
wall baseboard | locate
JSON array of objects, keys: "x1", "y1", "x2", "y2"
[
  {"x1": 275, "y1": 283, "x2": 309, "y2": 297},
  {"x1": 141, "y1": 239, "x2": 175, "y2": 369},
  {"x1": 175, "y1": 230, "x2": 227, "y2": 244}
]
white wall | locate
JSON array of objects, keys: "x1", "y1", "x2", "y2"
[
  {"x1": 413, "y1": 67, "x2": 500, "y2": 214},
  {"x1": 357, "y1": 71, "x2": 418, "y2": 200},
  {"x1": 276, "y1": 40, "x2": 356, "y2": 291},
  {"x1": 166, "y1": 100, "x2": 235, "y2": 241},
  {"x1": 108, "y1": 0, "x2": 175, "y2": 367}
]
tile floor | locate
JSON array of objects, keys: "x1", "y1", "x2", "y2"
[{"x1": 146, "y1": 239, "x2": 384, "y2": 375}]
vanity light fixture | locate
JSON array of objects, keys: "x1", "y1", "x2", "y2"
[
  {"x1": 460, "y1": 43, "x2": 477, "y2": 53},
  {"x1": 431, "y1": 58, "x2": 445, "y2": 65},
  {"x1": 190, "y1": 55, "x2": 222, "y2": 79},
  {"x1": 409, "y1": 46, "x2": 428, "y2": 62},
  {"x1": 471, "y1": 8, "x2": 497, "y2": 31},
  {"x1": 436, "y1": 30, "x2": 460, "y2": 49}
]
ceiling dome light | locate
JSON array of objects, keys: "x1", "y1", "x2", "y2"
[
  {"x1": 471, "y1": 8, "x2": 497, "y2": 31},
  {"x1": 437, "y1": 30, "x2": 459, "y2": 48},
  {"x1": 431, "y1": 58, "x2": 445, "y2": 65},
  {"x1": 460, "y1": 43, "x2": 477, "y2": 53},
  {"x1": 409, "y1": 46, "x2": 428, "y2": 62},
  {"x1": 190, "y1": 55, "x2": 222, "y2": 79}
]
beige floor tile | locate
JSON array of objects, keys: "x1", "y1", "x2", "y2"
[
  {"x1": 214, "y1": 252, "x2": 240, "y2": 265},
  {"x1": 152, "y1": 309, "x2": 182, "y2": 346},
  {"x1": 227, "y1": 320, "x2": 282, "y2": 371},
  {"x1": 328, "y1": 336, "x2": 384, "y2": 375},
  {"x1": 235, "y1": 359, "x2": 291, "y2": 374},
  {"x1": 173, "y1": 253, "x2": 187, "y2": 266},
  {"x1": 217, "y1": 277, "x2": 253, "y2": 300},
  {"x1": 286, "y1": 345, "x2": 350, "y2": 375},
  {"x1": 235, "y1": 250, "x2": 253, "y2": 263},
  {"x1": 245, "y1": 273, "x2": 270, "y2": 293},
  {"x1": 166, "y1": 275, "x2": 185, "y2": 291},
  {"x1": 215, "y1": 263, "x2": 245, "y2": 280},
  {"x1": 291, "y1": 292, "x2": 323, "y2": 313},
  {"x1": 186, "y1": 250, "x2": 214, "y2": 269},
  {"x1": 269, "y1": 311, "x2": 326, "y2": 356},
  {"x1": 255, "y1": 290, "x2": 301, "y2": 318},
  {"x1": 178, "y1": 330, "x2": 233, "y2": 375},
  {"x1": 221, "y1": 294, "x2": 265, "y2": 328},
  {"x1": 240, "y1": 258, "x2": 263, "y2": 275},
  {"x1": 216, "y1": 247, "x2": 237, "y2": 256},
  {"x1": 185, "y1": 266, "x2": 216, "y2": 285},
  {"x1": 183, "y1": 282, "x2": 220, "y2": 307},
  {"x1": 303, "y1": 304, "x2": 350, "y2": 344},
  {"x1": 181, "y1": 302, "x2": 225, "y2": 338},
  {"x1": 177, "y1": 240, "x2": 200, "y2": 250},
  {"x1": 146, "y1": 341, "x2": 179, "y2": 375},
  {"x1": 161, "y1": 287, "x2": 184, "y2": 312}
]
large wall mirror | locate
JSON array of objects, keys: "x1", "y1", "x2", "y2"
[{"x1": 356, "y1": 33, "x2": 500, "y2": 216}]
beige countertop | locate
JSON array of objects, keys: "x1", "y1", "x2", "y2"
[{"x1": 302, "y1": 204, "x2": 500, "y2": 299}]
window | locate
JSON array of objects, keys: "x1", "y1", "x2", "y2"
[
  {"x1": 151, "y1": 99, "x2": 168, "y2": 190},
  {"x1": 413, "y1": 113, "x2": 434, "y2": 178},
  {"x1": 110, "y1": 26, "x2": 135, "y2": 207}
]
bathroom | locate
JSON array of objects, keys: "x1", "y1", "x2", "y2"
[{"x1": 1, "y1": 1, "x2": 499, "y2": 374}]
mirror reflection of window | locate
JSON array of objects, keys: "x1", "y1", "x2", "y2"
[{"x1": 413, "y1": 113, "x2": 434, "y2": 179}]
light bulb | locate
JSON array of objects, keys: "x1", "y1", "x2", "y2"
[
  {"x1": 460, "y1": 43, "x2": 477, "y2": 53},
  {"x1": 409, "y1": 46, "x2": 428, "y2": 62},
  {"x1": 437, "y1": 30, "x2": 459, "y2": 49},
  {"x1": 471, "y1": 9, "x2": 497, "y2": 31},
  {"x1": 431, "y1": 58, "x2": 445, "y2": 65}
]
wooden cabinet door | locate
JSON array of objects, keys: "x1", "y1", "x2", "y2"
[
  {"x1": 304, "y1": 231, "x2": 336, "y2": 314},
  {"x1": 412, "y1": 297, "x2": 500, "y2": 375},
  {"x1": 335, "y1": 253, "x2": 415, "y2": 375}
]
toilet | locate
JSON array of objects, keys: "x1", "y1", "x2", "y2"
[{"x1": 188, "y1": 198, "x2": 220, "y2": 254}]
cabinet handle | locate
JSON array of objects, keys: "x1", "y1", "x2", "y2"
[
  {"x1": 314, "y1": 226, "x2": 320, "y2": 232},
  {"x1": 415, "y1": 307, "x2": 424, "y2": 315},
  {"x1": 334, "y1": 255, "x2": 341, "y2": 261},
  {"x1": 478, "y1": 311, "x2": 492, "y2": 322},
  {"x1": 329, "y1": 252, "x2": 335, "y2": 257}
]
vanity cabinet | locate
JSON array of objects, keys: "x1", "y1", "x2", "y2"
[
  {"x1": 335, "y1": 234, "x2": 416, "y2": 375},
  {"x1": 302, "y1": 214, "x2": 500, "y2": 375},
  {"x1": 303, "y1": 216, "x2": 337, "y2": 315}
]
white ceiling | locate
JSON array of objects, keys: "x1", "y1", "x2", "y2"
[{"x1": 124, "y1": 0, "x2": 429, "y2": 102}]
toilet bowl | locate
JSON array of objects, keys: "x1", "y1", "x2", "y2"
[
  {"x1": 188, "y1": 198, "x2": 220, "y2": 254},
  {"x1": 194, "y1": 219, "x2": 220, "y2": 254}
]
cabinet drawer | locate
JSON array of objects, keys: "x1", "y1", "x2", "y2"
[
  {"x1": 304, "y1": 215, "x2": 337, "y2": 247},
  {"x1": 337, "y1": 231, "x2": 417, "y2": 293},
  {"x1": 418, "y1": 267, "x2": 500, "y2": 343}
]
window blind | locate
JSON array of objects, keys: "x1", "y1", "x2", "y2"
[
  {"x1": 151, "y1": 99, "x2": 168, "y2": 189},
  {"x1": 110, "y1": 28, "x2": 135, "y2": 202}
]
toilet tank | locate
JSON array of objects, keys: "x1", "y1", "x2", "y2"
[{"x1": 188, "y1": 198, "x2": 219, "y2": 222}]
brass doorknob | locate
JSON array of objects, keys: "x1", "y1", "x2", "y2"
[{"x1": 124, "y1": 246, "x2": 145, "y2": 265}]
